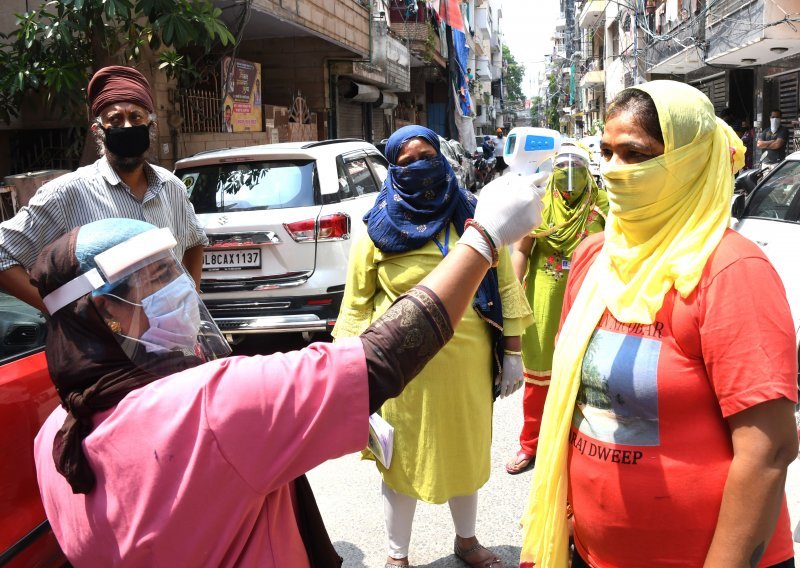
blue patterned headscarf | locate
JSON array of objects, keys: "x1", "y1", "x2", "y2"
[
  {"x1": 365, "y1": 125, "x2": 468, "y2": 252},
  {"x1": 364, "y1": 125, "x2": 505, "y2": 398}
]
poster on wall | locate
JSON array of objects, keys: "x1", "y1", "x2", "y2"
[{"x1": 221, "y1": 56, "x2": 263, "y2": 133}]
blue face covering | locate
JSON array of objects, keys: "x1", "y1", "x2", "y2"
[
  {"x1": 137, "y1": 274, "x2": 200, "y2": 353},
  {"x1": 389, "y1": 156, "x2": 448, "y2": 196},
  {"x1": 365, "y1": 126, "x2": 464, "y2": 253}
]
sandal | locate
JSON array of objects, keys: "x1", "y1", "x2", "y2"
[
  {"x1": 505, "y1": 450, "x2": 535, "y2": 475},
  {"x1": 454, "y1": 537, "x2": 503, "y2": 568}
]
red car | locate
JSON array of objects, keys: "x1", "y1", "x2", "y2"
[{"x1": 0, "y1": 291, "x2": 66, "y2": 566}]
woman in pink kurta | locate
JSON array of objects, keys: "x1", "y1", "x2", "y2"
[{"x1": 30, "y1": 168, "x2": 544, "y2": 568}]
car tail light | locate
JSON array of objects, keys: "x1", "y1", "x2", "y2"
[{"x1": 284, "y1": 214, "x2": 350, "y2": 242}]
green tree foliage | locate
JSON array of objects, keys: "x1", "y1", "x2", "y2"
[
  {"x1": 0, "y1": 0, "x2": 235, "y2": 123},
  {"x1": 502, "y1": 44, "x2": 524, "y2": 103}
]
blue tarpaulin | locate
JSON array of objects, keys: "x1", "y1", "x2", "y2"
[{"x1": 452, "y1": 28, "x2": 472, "y2": 117}]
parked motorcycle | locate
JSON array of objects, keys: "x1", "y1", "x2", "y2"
[{"x1": 473, "y1": 152, "x2": 496, "y2": 189}]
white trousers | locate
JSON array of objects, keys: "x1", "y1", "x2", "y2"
[{"x1": 382, "y1": 481, "x2": 478, "y2": 559}]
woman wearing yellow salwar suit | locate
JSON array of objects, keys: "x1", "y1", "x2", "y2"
[
  {"x1": 520, "y1": 81, "x2": 798, "y2": 568},
  {"x1": 333, "y1": 126, "x2": 532, "y2": 568}
]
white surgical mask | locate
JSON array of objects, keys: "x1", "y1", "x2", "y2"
[
  {"x1": 770, "y1": 118, "x2": 780, "y2": 132},
  {"x1": 138, "y1": 274, "x2": 201, "y2": 353}
]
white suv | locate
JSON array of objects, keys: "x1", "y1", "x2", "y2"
[{"x1": 174, "y1": 139, "x2": 388, "y2": 341}]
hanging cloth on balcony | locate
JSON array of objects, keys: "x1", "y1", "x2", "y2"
[
  {"x1": 452, "y1": 28, "x2": 472, "y2": 117},
  {"x1": 430, "y1": 0, "x2": 464, "y2": 32}
]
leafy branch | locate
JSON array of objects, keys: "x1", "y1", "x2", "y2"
[{"x1": 0, "y1": 0, "x2": 236, "y2": 123}]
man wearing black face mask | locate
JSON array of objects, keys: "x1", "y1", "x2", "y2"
[{"x1": 0, "y1": 66, "x2": 207, "y2": 313}]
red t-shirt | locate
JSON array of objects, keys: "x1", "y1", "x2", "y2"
[{"x1": 562, "y1": 230, "x2": 797, "y2": 567}]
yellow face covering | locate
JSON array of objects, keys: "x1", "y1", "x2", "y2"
[{"x1": 520, "y1": 80, "x2": 746, "y2": 568}]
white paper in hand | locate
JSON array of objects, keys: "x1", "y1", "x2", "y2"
[{"x1": 367, "y1": 413, "x2": 394, "y2": 469}]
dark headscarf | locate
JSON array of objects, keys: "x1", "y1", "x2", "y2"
[
  {"x1": 87, "y1": 65, "x2": 155, "y2": 117},
  {"x1": 363, "y1": 125, "x2": 505, "y2": 397},
  {"x1": 31, "y1": 225, "x2": 166, "y2": 493}
]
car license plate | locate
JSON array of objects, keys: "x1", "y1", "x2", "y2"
[{"x1": 203, "y1": 249, "x2": 261, "y2": 271}]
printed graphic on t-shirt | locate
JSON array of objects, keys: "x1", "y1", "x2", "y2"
[{"x1": 572, "y1": 328, "x2": 662, "y2": 446}]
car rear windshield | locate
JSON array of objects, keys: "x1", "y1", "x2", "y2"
[{"x1": 179, "y1": 160, "x2": 316, "y2": 214}]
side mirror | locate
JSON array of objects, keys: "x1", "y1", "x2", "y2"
[{"x1": 731, "y1": 192, "x2": 745, "y2": 219}]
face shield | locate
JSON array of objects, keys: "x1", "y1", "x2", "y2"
[
  {"x1": 42, "y1": 227, "x2": 231, "y2": 374},
  {"x1": 552, "y1": 149, "x2": 591, "y2": 195}
]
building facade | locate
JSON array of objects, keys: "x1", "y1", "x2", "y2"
[{"x1": 542, "y1": 0, "x2": 800, "y2": 160}]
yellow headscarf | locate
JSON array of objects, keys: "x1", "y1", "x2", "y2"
[{"x1": 519, "y1": 81, "x2": 746, "y2": 568}]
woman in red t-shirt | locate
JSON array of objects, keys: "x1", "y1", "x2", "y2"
[{"x1": 520, "y1": 81, "x2": 798, "y2": 568}]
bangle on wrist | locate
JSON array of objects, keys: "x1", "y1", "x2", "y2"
[
  {"x1": 503, "y1": 349, "x2": 522, "y2": 356},
  {"x1": 464, "y1": 219, "x2": 499, "y2": 267}
]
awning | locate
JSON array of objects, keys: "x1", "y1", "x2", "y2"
[
  {"x1": 377, "y1": 91, "x2": 398, "y2": 110},
  {"x1": 580, "y1": 70, "x2": 605, "y2": 87},
  {"x1": 343, "y1": 82, "x2": 380, "y2": 103}
]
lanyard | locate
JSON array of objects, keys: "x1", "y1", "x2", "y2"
[{"x1": 432, "y1": 224, "x2": 450, "y2": 257}]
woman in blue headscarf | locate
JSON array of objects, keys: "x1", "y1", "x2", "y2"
[{"x1": 334, "y1": 126, "x2": 532, "y2": 568}]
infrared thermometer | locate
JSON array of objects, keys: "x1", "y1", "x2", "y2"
[{"x1": 503, "y1": 127, "x2": 562, "y2": 177}]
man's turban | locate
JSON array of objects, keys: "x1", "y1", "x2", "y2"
[{"x1": 87, "y1": 66, "x2": 155, "y2": 117}]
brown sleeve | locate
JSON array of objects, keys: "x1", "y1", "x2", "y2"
[{"x1": 359, "y1": 285, "x2": 454, "y2": 413}]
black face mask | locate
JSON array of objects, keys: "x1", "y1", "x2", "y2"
[{"x1": 101, "y1": 124, "x2": 151, "y2": 158}]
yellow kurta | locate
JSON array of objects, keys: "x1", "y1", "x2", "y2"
[{"x1": 333, "y1": 224, "x2": 532, "y2": 503}]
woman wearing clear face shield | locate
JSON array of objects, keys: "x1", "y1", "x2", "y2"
[
  {"x1": 520, "y1": 81, "x2": 798, "y2": 568},
  {"x1": 31, "y1": 177, "x2": 544, "y2": 568},
  {"x1": 505, "y1": 145, "x2": 608, "y2": 475}
]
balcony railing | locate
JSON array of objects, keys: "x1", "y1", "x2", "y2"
[{"x1": 646, "y1": 16, "x2": 703, "y2": 73}]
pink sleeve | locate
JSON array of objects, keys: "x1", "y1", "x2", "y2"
[
  {"x1": 203, "y1": 337, "x2": 369, "y2": 494},
  {"x1": 698, "y1": 256, "x2": 798, "y2": 417}
]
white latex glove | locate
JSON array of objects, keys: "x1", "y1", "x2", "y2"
[
  {"x1": 474, "y1": 172, "x2": 547, "y2": 248},
  {"x1": 496, "y1": 352, "x2": 524, "y2": 399}
]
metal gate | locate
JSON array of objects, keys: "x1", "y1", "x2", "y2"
[
  {"x1": 427, "y1": 103, "x2": 446, "y2": 137},
  {"x1": 338, "y1": 99, "x2": 364, "y2": 140},
  {"x1": 692, "y1": 74, "x2": 727, "y2": 115},
  {"x1": 372, "y1": 108, "x2": 388, "y2": 142},
  {"x1": 776, "y1": 72, "x2": 799, "y2": 153}
]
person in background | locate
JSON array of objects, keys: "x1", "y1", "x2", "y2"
[
  {"x1": 494, "y1": 128, "x2": 508, "y2": 176},
  {"x1": 505, "y1": 143, "x2": 608, "y2": 475},
  {"x1": 0, "y1": 65, "x2": 207, "y2": 312},
  {"x1": 740, "y1": 120, "x2": 755, "y2": 170},
  {"x1": 757, "y1": 109, "x2": 789, "y2": 165},
  {"x1": 33, "y1": 173, "x2": 543, "y2": 567},
  {"x1": 520, "y1": 80, "x2": 797, "y2": 568},
  {"x1": 334, "y1": 125, "x2": 535, "y2": 568},
  {"x1": 482, "y1": 135, "x2": 495, "y2": 160},
  {"x1": 720, "y1": 107, "x2": 737, "y2": 128}
]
